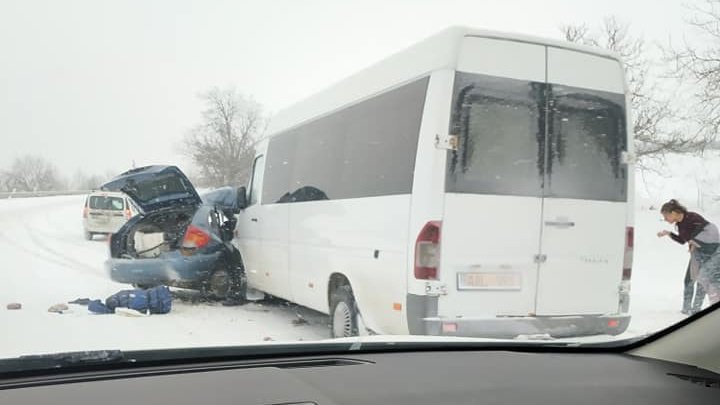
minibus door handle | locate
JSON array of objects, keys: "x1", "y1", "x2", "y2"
[{"x1": 544, "y1": 218, "x2": 575, "y2": 229}]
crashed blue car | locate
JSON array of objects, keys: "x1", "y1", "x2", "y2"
[{"x1": 103, "y1": 165, "x2": 247, "y2": 301}]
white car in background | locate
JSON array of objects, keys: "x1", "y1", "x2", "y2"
[{"x1": 82, "y1": 191, "x2": 137, "y2": 240}]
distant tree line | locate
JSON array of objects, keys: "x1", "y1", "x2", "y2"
[{"x1": 0, "y1": 155, "x2": 114, "y2": 192}]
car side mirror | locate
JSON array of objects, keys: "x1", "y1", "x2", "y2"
[
  {"x1": 220, "y1": 217, "x2": 237, "y2": 241},
  {"x1": 236, "y1": 186, "x2": 248, "y2": 211}
]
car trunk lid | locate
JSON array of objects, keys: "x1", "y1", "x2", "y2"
[{"x1": 101, "y1": 165, "x2": 201, "y2": 214}]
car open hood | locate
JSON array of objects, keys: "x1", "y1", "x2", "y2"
[{"x1": 101, "y1": 165, "x2": 201, "y2": 214}]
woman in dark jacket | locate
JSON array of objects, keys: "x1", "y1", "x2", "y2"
[{"x1": 658, "y1": 199, "x2": 720, "y2": 310}]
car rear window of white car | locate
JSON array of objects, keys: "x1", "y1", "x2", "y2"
[{"x1": 89, "y1": 196, "x2": 124, "y2": 211}]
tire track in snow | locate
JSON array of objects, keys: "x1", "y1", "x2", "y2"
[
  {"x1": 0, "y1": 195, "x2": 103, "y2": 276},
  {"x1": 28, "y1": 205, "x2": 108, "y2": 274},
  {"x1": 0, "y1": 222, "x2": 85, "y2": 272},
  {"x1": 23, "y1": 223, "x2": 105, "y2": 276}
]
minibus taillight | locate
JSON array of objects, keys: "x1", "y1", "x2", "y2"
[
  {"x1": 623, "y1": 226, "x2": 634, "y2": 280},
  {"x1": 415, "y1": 221, "x2": 441, "y2": 280}
]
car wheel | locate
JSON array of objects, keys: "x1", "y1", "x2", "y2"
[
  {"x1": 132, "y1": 283, "x2": 156, "y2": 290},
  {"x1": 84, "y1": 231, "x2": 93, "y2": 241},
  {"x1": 330, "y1": 284, "x2": 359, "y2": 338},
  {"x1": 206, "y1": 268, "x2": 230, "y2": 300}
]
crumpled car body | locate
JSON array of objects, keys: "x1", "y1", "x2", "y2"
[{"x1": 103, "y1": 166, "x2": 246, "y2": 300}]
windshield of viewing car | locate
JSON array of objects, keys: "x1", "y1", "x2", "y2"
[{"x1": 1, "y1": 0, "x2": 720, "y2": 372}]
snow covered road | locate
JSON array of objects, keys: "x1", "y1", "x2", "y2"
[
  {"x1": 0, "y1": 195, "x2": 329, "y2": 357},
  {"x1": 0, "y1": 194, "x2": 694, "y2": 357}
]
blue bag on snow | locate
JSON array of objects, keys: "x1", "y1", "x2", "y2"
[
  {"x1": 88, "y1": 299, "x2": 113, "y2": 314},
  {"x1": 102, "y1": 286, "x2": 172, "y2": 314},
  {"x1": 105, "y1": 289, "x2": 147, "y2": 312},
  {"x1": 146, "y1": 285, "x2": 172, "y2": 314}
]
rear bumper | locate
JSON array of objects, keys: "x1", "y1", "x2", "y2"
[
  {"x1": 84, "y1": 224, "x2": 122, "y2": 234},
  {"x1": 407, "y1": 294, "x2": 631, "y2": 338},
  {"x1": 105, "y1": 250, "x2": 221, "y2": 287},
  {"x1": 418, "y1": 314, "x2": 631, "y2": 338}
]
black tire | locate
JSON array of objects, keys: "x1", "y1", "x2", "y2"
[
  {"x1": 204, "y1": 268, "x2": 230, "y2": 300},
  {"x1": 259, "y1": 294, "x2": 285, "y2": 305},
  {"x1": 329, "y1": 284, "x2": 359, "y2": 338},
  {"x1": 84, "y1": 231, "x2": 93, "y2": 241},
  {"x1": 132, "y1": 283, "x2": 156, "y2": 290}
]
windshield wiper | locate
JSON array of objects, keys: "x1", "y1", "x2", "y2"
[{"x1": 0, "y1": 350, "x2": 126, "y2": 374}]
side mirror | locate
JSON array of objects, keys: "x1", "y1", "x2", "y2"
[
  {"x1": 220, "y1": 217, "x2": 237, "y2": 241},
  {"x1": 236, "y1": 186, "x2": 248, "y2": 212}
]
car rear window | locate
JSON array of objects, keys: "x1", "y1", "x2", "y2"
[
  {"x1": 130, "y1": 175, "x2": 192, "y2": 203},
  {"x1": 89, "y1": 196, "x2": 125, "y2": 211},
  {"x1": 446, "y1": 71, "x2": 627, "y2": 202},
  {"x1": 446, "y1": 73, "x2": 544, "y2": 197},
  {"x1": 544, "y1": 84, "x2": 627, "y2": 201}
]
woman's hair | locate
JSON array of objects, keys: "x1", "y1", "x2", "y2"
[{"x1": 661, "y1": 199, "x2": 688, "y2": 214}]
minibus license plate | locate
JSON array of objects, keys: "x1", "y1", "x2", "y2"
[{"x1": 457, "y1": 272, "x2": 522, "y2": 290}]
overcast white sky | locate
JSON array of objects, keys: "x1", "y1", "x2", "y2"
[{"x1": 0, "y1": 0, "x2": 704, "y2": 180}]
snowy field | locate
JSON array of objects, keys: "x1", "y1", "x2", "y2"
[
  {"x1": 0, "y1": 195, "x2": 329, "y2": 358},
  {"x1": 0, "y1": 182, "x2": 711, "y2": 358}
]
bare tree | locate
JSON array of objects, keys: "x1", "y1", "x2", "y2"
[
  {"x1": 561, "y1": 16, "x2": 707, "y2": 169},
  {"x1": 183, "y1": 87, "x2": 266, "y2": 188},
  {"x1": 668, "y1": 0, "x2": 720, "y2": 145},
  {"x1": 562, "y1": 23, "x2": 590, "y2": 43},
  {"x1": 0, "y1": 172, "x2": 9, "y2": 192},
  {"x1": 4, "y1": 155, "x2": 61, "y2": 192}
]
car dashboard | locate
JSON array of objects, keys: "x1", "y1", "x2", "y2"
[{"x1": 1, "y1": 349, "x2": 718, "y2": 404}]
